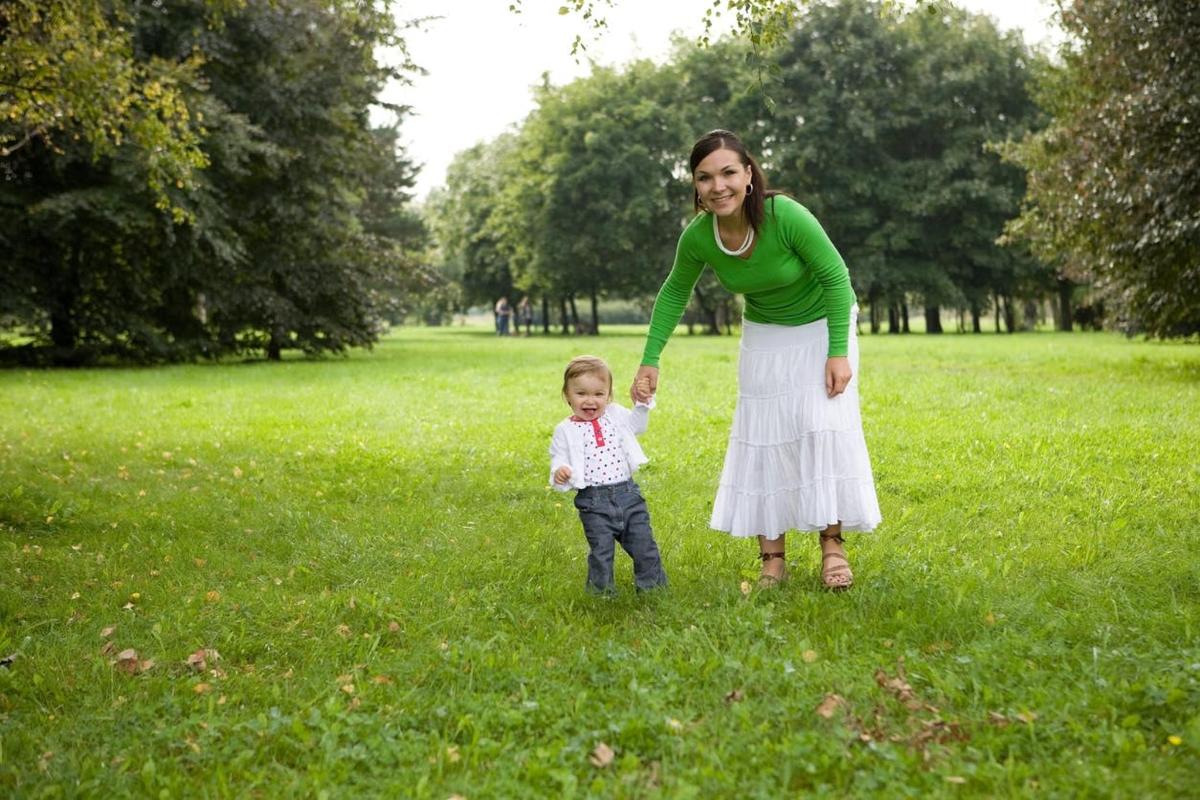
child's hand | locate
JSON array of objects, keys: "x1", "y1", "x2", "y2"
[
  {"x1": 631, "y1": 366, "x2": 658, "y2": 403},
  {"x1": 553, "y1": 465, "x2": 572, "y2": 485}
]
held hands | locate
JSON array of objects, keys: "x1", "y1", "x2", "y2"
[
  {"x1": 630, "y1": 365, "x2": 659, "y2": 404},
  {"x1": 825, "y1": 357, "x2": 852, "y2": 398},
  {"x1": 553, "y1": 465, "x2": 572, "y2": 485}
]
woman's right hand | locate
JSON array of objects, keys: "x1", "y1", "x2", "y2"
[{"x1": 631, "y1": 365, "x2": 659, "y2": 404}]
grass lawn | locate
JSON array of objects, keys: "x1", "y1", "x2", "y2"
[{"x1": 1, "y1": 324, "x2": 1198, "y2": 797}]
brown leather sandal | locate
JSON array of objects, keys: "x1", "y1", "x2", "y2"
[
  {"x1": 819, "y1": 532, "x2": 853, "y2": 591},
  {"x1": 758, "y1": 551, "x2": 788, "y2": 588}
]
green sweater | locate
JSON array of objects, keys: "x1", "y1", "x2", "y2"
[{"x1": 641, "y1": 195, "x2": 856, "y2": 366}]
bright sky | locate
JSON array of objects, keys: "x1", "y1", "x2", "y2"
[{"x1": 381, "y1": 0, "x2": 1062, "y2": 201}]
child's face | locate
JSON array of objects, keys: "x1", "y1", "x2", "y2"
[{"x1": 564, "y1": 371, "x2": 610, "y2": 421}]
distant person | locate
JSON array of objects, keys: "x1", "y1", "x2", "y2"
[
  {"x1": 494, "y1": 296, "x2": 512, "y2": 336},
  {"x1": 517, "y1": 296, "x2": 534, "y2": 336},
  {"x1": 630, "y1": 129, "x2": 881, "y2": 590},
  {"x1": 550, "y1": 355, "x2": 667, "y2": 594}
]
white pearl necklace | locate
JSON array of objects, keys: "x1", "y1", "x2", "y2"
[{"x1": 713, "y1": 213, "x2": 754, "y2": 257}]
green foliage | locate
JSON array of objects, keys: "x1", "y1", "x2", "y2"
[
  {"x1": 427, "y1": 135, "x2": 523, "y2": 307},
  {"x1": 0, "y1": 0, "x2": 234, "y2": 218},
  {"x1": 444, "y1": 1, "x2": 1050, "y2": 336},
  {"x1": 764, "y1": 1, "x2": 1046, "y2": 328},
  {"x1": 0, "y1": 0, "x2": 426, "y2": 363},
  {"x1": 1001, "y1": 0, "x2": 1200, "y2": 337},
  {"x1": 0, "y1": 327, "x2": 1198, "y2": 794}
]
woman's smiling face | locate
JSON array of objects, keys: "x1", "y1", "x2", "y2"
[{"x1": 693, "y1": 147, "x2": 751, "y2": 218}]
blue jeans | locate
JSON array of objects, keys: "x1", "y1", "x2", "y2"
[{"x1": 574, "y1": 480, "x2": 667, "y2": 593}]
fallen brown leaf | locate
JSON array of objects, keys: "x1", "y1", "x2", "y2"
[
  {"x1": 115, "y1": 649, "x2": 140, "y2": 675},
  {"x1": 724, "y1": 689, "x2": 744, "y2": 704},
  {"x1": 815, "y1": 693, "x2": 847, "y2": 719},
  {"x1": 589, "y1": 742, "x2": 615, "y2": 768},
  {"x1": 186, "y1": 648, "x2": 221, "y2": 673}
]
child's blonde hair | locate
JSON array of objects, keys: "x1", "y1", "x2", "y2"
[{"x1": 562, "y1": 355, "x2": 613, "y2": 398}]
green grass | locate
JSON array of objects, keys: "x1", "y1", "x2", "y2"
[{"x1": 1, "y1": 325, "x2": 1198, "y2": 797}]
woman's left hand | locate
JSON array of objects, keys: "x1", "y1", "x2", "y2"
[{"x1": 825, "y1": 356, "x2": 852, "y2": 398}]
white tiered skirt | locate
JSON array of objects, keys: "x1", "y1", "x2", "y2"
[{"x1": 710, "y1": 312, "x2": 882, "y2": 539}]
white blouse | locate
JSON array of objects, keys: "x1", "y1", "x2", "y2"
[{"x1": 548, "y1": 401, "x2": 653, "y2": 491}]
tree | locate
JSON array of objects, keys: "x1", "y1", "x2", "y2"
[
  {"x1": 497, "y1": 63, "x2": 688, "y2": 335},
  {"x1": 0, "y1": 0, "x2": 241, "y2": 218},
  {"x1": 765, "y1": 0, "x2": 1046, "y2": 333},
  {"x1": 428, "y1": 135, "x2": 521, "y2": 310},
  {"x1": 1002, "y1": 0, "x2": 1200, "y2": 337},
  {"x1": 0, "y1": 0, "x2": 424, "y2": 364}
]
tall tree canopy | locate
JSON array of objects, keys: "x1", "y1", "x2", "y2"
[
  {"x1": 1003, "y1": 0, "x2": 1200, "y2": 336},
  {"x1": 0, "y1": 0, "x2": 425, "y2": 364},
  {"x1": 434, "y1": 0, "x2": 1049, "y2": 335}
]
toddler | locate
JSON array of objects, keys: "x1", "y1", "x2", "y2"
[{"x1": 549, "y1": 355, "x2": 668, "y2": 594}]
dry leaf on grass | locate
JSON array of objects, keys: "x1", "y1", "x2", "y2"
[
  {"x1": 186, "y1": 648, "x2": 221, "y2": 672},
  {"x1": 815, "y1": 693, "x2": 847, "y2": 719},
  {"x1": 874, "y1": 659, "x2": 922, "y2": 711},
  {"x1": 724, "y1": 689, "x2": 744, "y2": 704},
  {"x1": 114, "y1": 649, "x2": 153, "y2": 675},
  {"x1": 589, "y1": 742, "x2": 615, "y2": 768}
]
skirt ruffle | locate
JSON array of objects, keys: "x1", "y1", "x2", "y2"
[{"x1": 710, "y1": 314, "x2": 882, "y2": 539}]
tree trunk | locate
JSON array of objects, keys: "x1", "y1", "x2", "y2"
[
  {"x1": 559, "y1": 297, "x2": 570, "y2": 335},
  {"x1": 1003, "y1": 294, "x2": 1015, "y2": 333},
  {"x1": 267, "y1": 336, "x2": 282, "y2": 361},
  {"x1": 901, "y1": 302, "x2": 910, "y2": 333},
  {"x1": 1057, "y1": 277, "x2": 1073, "y2": 332},
  {"x1": 542, "y1": 295, "x2": 551, "y2": 334},
  {"x1": 49, "y1": 296, "x2": 77, "y2": 352},
  {"x1": 868, "y1": 287, "x2": 882, "y2": 334},
  {"x1": 1022, "y1": 298, "x2": 1039, "y2": 331},
  {"x1": 887, "y1": 303, "x2": 900, "y2": 334},
  {"x1": 970, "y1": 303, "x2": 981, "y2": 333},
  {"x1": 568, "y1": 294, "x2": 580, "y2": 333},
  {"x1": 994, "y1": 295, "x2": 1001, "y2": 333},
  {"x1": 590, "y1": 289, "x2": 599, "y2": 336},
  {"x1": 924, "y1": 305, "x2": 943, "y2": 334}
]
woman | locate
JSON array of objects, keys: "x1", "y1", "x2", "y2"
[
  {"x1": 517, "y1": 295, "x2": 534, "y2": 336},
  {"x1": 630, "y1": 129, "x2": 881, "y2": 590}
]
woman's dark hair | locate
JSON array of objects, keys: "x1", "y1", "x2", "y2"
[{"x1": 689, "y1": 129, "x2": 781, "y2": 235}]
